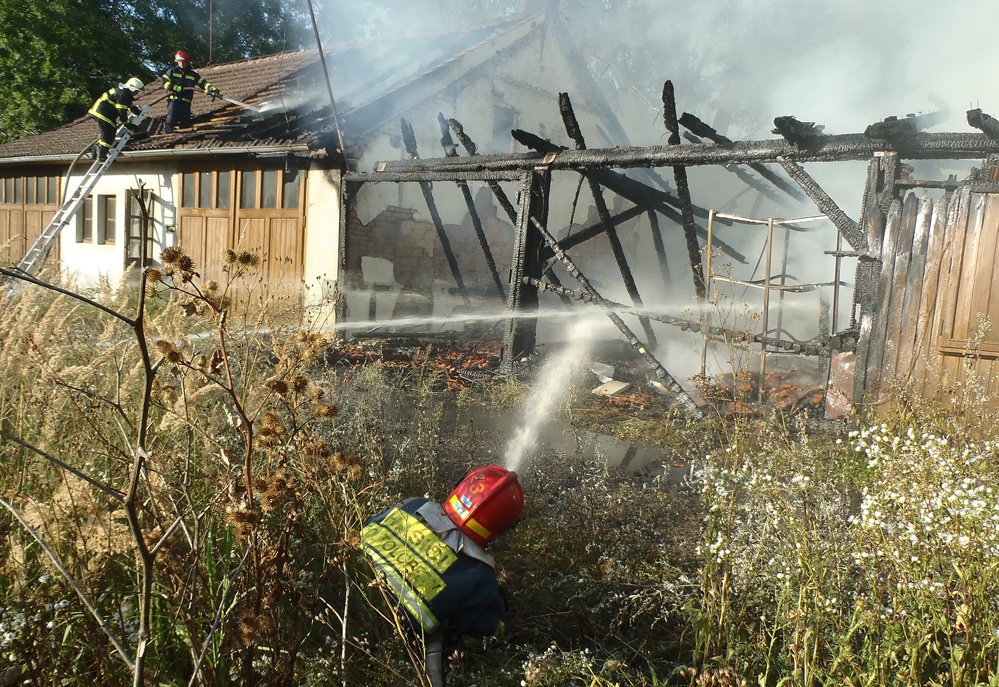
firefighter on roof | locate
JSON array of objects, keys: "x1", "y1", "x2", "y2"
[
  {"x1": 88, "y1": 77, "x2": 145, "y2": 161},
  {"x1": 161, "y1": 50, "x2": 221, "y2": 133},
  {"x1": 361, "y1": 465, "x2": 523, "y2": 687}
]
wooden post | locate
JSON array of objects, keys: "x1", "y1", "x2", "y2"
[
  {"x1": 662, "y1": 81, "x2": 706, "y2": 300},
  {"x1": 502, "y1": 170, "x2": 549, "y2": 371}
]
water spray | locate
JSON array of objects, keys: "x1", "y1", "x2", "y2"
[{"x1": 502, "y1": 317, "x2": 599, "y2": 473}]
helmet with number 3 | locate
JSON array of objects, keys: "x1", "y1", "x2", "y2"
[{"x1": 443, "y1": 465, "x2": 523, "y2": 547}]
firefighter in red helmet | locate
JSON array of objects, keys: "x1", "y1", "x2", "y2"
[
  {"x1": 161, "y1": 50, "x2": 221, "y2": 133},
  {"x1": 361, "y1": 465, "x2": 523, "y2": 687}
]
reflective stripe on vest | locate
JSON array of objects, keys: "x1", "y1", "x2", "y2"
[
  {"x1": 361, "y1": 507, "x2": 459, "y2": 631},
  {"x1": 88, "y1": 89, "x2": 119, "y2": 126}
]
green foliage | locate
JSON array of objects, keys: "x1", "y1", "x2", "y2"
[{"x1": 0, "y1": 0, "x2": 310, "y2": 143}]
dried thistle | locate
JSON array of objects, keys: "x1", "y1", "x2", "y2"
[
  {"x1": 315, "y1": 403, "x2": 337, "y2": 419},
  {"x1": 154, "y1": 340, "x2": 183, "y2": 363},
  {"x1": 292, "y1": 375, "x2": 308, "y2": 393},
  {"x1": 238, "y1": 610, "x2": 267, "y2": 645},
  {"x1": 266, "y1": 379, "x2": 289, "y2": 396},
  {"x1": 161, "y1": 246, "x2": 183, "y2": 264}
]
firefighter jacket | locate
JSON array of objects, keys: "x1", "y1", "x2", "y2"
[
  {"x1": 88, "y1": 86, "x2": 140, "y2": 126},
  {"x1": 361, "y1": 497, "x2": 507, "y2": 638},
  {"x1": 161, "y1": 65, "x2": 215, "y2": 104}
]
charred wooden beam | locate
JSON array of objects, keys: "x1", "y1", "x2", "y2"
[
  {"x1": 351, "y1": 169, "x2": 524, "y2": 183},
  {"x1": 772, "y1": 116, "x2": 826, "y2": 147},
  {"x1": 374, "y1": 132, "x2": 999, "y2": 173},
  {"x1": 400, "y1": 118, "x2": 469, "y2": 305},
  {"x1": 776, "y1": 157, "x2": 866, "y2": 251},
  {"x1": 511, "y1": 127, "x2": 747, "y2": 263},
  {"x1": 865, "y1": 111, "x2": 946, "y2": 140},
  {"x1": 438, "y1": 113, "x2": 505, "y2": 300},
  {"x1": 559, "y1": 92, "x2": 657, "y2": 345},
  {"x1": 510, "y1": 129, "x2": 713, "y2": 221},
  {"x1": 448, "y1": 117, "x2": 520, "y2": 222},
  {"x1": 663, "y1": 81, "x2": 706, "y2": 299},
  {"x1": 967, "y1": 108, "x2": 999, "y2": 140},
  {"x1": 678, "y1": 112, "x2": 806, "y2": 201},
  {"x1": 558, "y1": 204, "x2": 647, "y2": 251},
  {"x1": 896, "y1": 178, "x2": 962, "y2": 190},
  {"x1": 518, "y1": 192, "x2": 704, "y2": 417},
  {"x1": 502, "y1": 171, "x2": 549, "y2": 370}
]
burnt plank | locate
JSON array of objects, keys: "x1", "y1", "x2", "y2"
[
  {"x1": 777, "y1": 157, "x2": 865, "y2": 251},
  {"x1": 878, "y1": 193, "x2": 920, "y2": 393},
  {"x1": 909, "y1": 194, "x2": 953, "y2": 396},
  {"x1": 862, "y1": 199, "x2": 903, "y2": 401},
  {"x1": 894, "y1": 194, "x2": 933, "y2": 383}
]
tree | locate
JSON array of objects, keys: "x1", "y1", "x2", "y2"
[{"x1": 0, "y1": 0, "x2": 311, "y2": 143}]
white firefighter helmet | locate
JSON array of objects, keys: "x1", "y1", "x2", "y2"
[{"x1": 124, "y1": 77, "x2": 145, "y2": 92}]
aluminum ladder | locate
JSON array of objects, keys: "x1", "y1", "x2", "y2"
[{"x1": 12, "y1": 104, "x2": 151, "y2": 279}]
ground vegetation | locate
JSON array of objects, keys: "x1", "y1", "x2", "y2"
[{"x1": 0, "y1": 253, "x2": 997, "y2": 686}]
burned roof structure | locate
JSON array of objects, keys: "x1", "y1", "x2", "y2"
[{"x1": 337, "y1": 10, "x2": 999, "y2": 419}]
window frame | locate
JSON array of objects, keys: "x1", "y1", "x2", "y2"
[
  {"x1": 77, "y1": 196, "x2": 94, "y2": 243},
  {"x1": 97, "y1": 194, "x2": 116, "y2": 245}
]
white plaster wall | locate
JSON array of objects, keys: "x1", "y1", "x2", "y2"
[
  {"x1": 302, "y1": 165, "x2": 341, "y2": 320},
  {"x1": 57, "y1": 162, "x2": 178, "y2": 289}
]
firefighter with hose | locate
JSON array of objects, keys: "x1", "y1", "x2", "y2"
[
  {"x1": 88, "y1": 77, "x2": 145, "y2": 162},
  {"x1": 361, "y1": 465, "x2": 523, "y2": 687},
  {"x1": 161, "y1": 50, "x2": 221, "y2": 133}
]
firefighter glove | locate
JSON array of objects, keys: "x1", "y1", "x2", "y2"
[
  {"x1": 208, "y1": 87, "x2": 220, "y2": 100},
  {"x1": 124, "y1": 122, "x2": 138, "y2": 133}
]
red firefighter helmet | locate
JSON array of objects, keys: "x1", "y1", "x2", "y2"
[
  {"x1": 443, "y1": 465, "x2": 523, "y2": 547},
  {"x1": 174, "y1": 50, "x2": 191, "y2": 65}
]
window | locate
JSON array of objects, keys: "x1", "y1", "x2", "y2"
[
  {"x1": 216, "y1": 171, "x2": 230, "y2": 209},
  {"x1": 12, "y1": 177, "x2": 21, "y2": 204},
  {"x1": 46, "y1": 176, "x2": 56, "y2": 204},
  {"x1": 282, "y1": 169, "x2": 299, "y2": 209},
  {"x1": 240, "y1": 170, "x2": 256, "y2": 209},
  {"x1": 0, "y1": 178, "x2": 6, "y2": 204},
  {"x1": 199, "y1": 171, "x2": 211, "y2": 208},
  {"x1": 98, "y1": 195, "x2": 116, "y2": 244},
  {"x1": 261, "y1": 169, "x2": 278, "y2": 208},
  {"x1": 182, "y1": 173, "x2": 196, "y2": 208},
  {"x1": 25, "y1": 177, "x2": 36, "y2": 205},
  {"x1": 77, "y1": 196, "x2": 93, "y2": 242},
  {"x1": 126, "y1": 190, "x2": 153, "y2": 265}
]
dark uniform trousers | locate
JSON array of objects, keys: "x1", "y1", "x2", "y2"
[{"x1": 161, "y1": 65, "x2": 215, "y2": 133}]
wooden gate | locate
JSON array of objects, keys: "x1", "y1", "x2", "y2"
[{"x1": 857, "y1": 184, "x2": 999, "y2": 411}]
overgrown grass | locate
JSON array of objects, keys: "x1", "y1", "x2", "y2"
[{"x1": 0, "y1": 258, "x2": 997, "y2": 686}]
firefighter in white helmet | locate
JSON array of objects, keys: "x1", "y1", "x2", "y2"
[
  {"x1": 161, "y1": 50, "x2": 221, "y2": 133},
  {"x1": 361, "y1": 465, "x2": 524, "y2": 687},
  {"x1": 87, "y1": 77, "x2": 145, "y2": 161}
]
